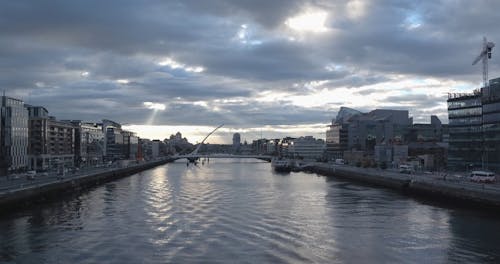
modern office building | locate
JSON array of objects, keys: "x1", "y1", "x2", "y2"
[
  {"x1": 325, "y1": 123, "x2": 348, "y2": 159},
  {"x1": 447, "y1": 89, "x2": 484, "y2": 171},
  {"x1": 67, "y1": 121, "x2": 104, "y2": 167},
  {"x1": 288, "y1": 136, "x2": 325, "y2": 161},
  {"x1": 347, "y1": 109, "x2": 410, "y2": 151},
  {"x1": 103, "y1": 120, "x2": 124, "y2": 161},
  {"x1": 102, "y1": 119, "x2": 139, "y2": 161},
  {"x1": 482, "y1": 77, "x2": 500, "y2": 172},
  {"x1": 446, "y1": 77, "x2": 500, "y2": 172},
  {"x1": 1, "y1": 96, "x2": 29, "y2": 173},
  {"x1": 327, "y1": 107, "x2": 410, "y2": 153}
]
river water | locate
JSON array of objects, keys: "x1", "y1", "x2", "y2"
[{"x1": 1, "y1": 159, "x2": 500, "y2": 263}]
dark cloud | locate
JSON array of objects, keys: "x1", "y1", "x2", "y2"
[{"x1": 1, "y1": 0, "x2": 498, "y2": 137}]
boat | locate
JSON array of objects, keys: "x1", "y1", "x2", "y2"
[{"x1": 271, "y1": 158, "x2": 292, "y2": 172}]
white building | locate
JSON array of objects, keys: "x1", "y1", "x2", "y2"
[
  {"x1": 1, "y1": 96, "x2": 29, "y2": 172},
  {"x1": 288, "y1": 136, "x2": 325, "y2": 161}
]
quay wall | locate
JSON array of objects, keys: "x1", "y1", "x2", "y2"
[
  {"x1": 0, "y1": 159, "x2": 173, "y2": 212},
  {"x1": 310, "y1": 163, "x2": 500, "y2": 208}
]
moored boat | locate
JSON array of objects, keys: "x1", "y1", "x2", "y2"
[{"x1": 271, "y1": 158, "x2": 292, "y2": 172}]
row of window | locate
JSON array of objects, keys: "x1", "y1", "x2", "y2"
[
  {"x1": 449, "y1": 116, "x2": 482, "y2": 125},
  {"x1": 483, "y1": 112, "x2": 500, "y2": 123},
  {"x1": 448, "y1": 107, "x2": 482, "y2": 118},
  {"x1": 483, "y1": 101, "x2": 500, "y2": 113},
  {"x1": 448, "y1": 98, "x2": 481, "y2": 109}
]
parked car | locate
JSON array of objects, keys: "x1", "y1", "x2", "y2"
[
  {"x1": 399, "y1": 164, "x2": 414, "y2": 174},
  {"x1": 26, "y1": 170, "x2": 36, "y2": 180}
]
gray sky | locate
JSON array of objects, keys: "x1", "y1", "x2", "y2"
[{"x1": 1, "y1": 0, "x2": 499, "y2": 143}]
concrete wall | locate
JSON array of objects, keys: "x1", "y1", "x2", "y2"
[{"x1": 0, "y1": 158, "x2": 173, "y2": 212}]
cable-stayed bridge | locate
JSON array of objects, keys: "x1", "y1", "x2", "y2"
[
  {"x1": 171, "y1": 124, "x2": 272, "y2": 162},
  {"x1": 172, "y1": 153, "x2": 272, "y2": 162}
]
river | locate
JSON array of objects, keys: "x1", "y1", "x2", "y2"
[{"x1": 1, "y1": 159, "x2": 500, "y2": 263}]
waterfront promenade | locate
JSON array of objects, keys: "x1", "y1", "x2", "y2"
[
  {"x1": 0, "y1": 158, "x2": 172, "y2": 210},
  {"x1": 310, "y1": 162, "x2": 500, "y2": 207},
  {"x1": 3, "y1": 158, "x2": 500, "y2": 211}
]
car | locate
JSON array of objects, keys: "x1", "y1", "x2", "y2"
[
  {"x1": 399, "y1": 164, "x2": 414, "y2": 174},
  {"x1": 26, "y1": 171, "x2": 36, "y2": 180}
]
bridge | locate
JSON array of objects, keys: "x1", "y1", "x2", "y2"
[
  {"x1": 172, "y1": 154, "x2": 272, "y2": 162},
  {"x1": 172, "y1": 124, "x2": 273, "y2": 162}
]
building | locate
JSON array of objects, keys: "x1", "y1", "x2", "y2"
[
  {"x1": 232, "y1": 133, "x2": 241, "y2": 154},
  {"x1": 482, "y1": 77, "x2": 500, "y2": 172},
  {"x1": 27, "y1": 106, "x2": 76, "y2": 171},
  {"x1": 408, "y1": 142, "x2": 446, "y2": 170},
  {"x1": 326, "y1": 107, "x2": 361, "y2": 160},
  {"x1": 347, "y1": 109, "x2": 410, "y2": 151},
  {"x1": 1, "y1": 96, "x2": 29, "y2": 173},
  {"x1": 402, "y1": 115, "x2": 448, "y2": 171},
  {"x1": 122, "y1": 130, "x2": 139, "y2": 160},
  {"x1": 407, "y1": 115, "x2": 444, "y2": 142},
  {"x1": 326, "y1": 107, "x2": 411, "y2": 163},
  {"x1": 164, "y1": 132, "x2": 193, "y2": 155},
  {"x1": 66, "y1": 121, "x2": 104, "y2": 167},
  {"x1": 447, "y1": 89, "x2": 483, "y2": 171},
  {"x1": 278, "y1": 137, "x2": 296, "y2": 157},
  {"x1": 288, "y1": 136, "x2": 325, "y2": 161},
  {"x1": 151, "y1": 140, "x2": 160, "y2": 159},
  {"x1": 325, "y1": 123, "x2": 348, "y2": 160},
  {"x1": 102, "y1": 119, "x2": 127, "y2": 161},
  {"x1": 251, "y1": 138, "x2": 268, "y2": 155}
]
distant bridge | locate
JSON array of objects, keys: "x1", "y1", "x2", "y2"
[
  {"x1": 172, "y1": 124, "x2": 272, "y2": 162},
  {"x1": 172, "y1": 154, "x2": 272, "y2": 162}
]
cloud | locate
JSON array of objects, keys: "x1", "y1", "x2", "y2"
[{"x1": 1, "y1": 0, "x2": 499, "y2": 141}]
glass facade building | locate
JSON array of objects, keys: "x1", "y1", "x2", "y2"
[
  {"x1": 447, "y1": 92, "x2": 483, "y2": 171},
  {"x1": 325, "y1": 123, "x2": 348, "y2": 159},
  {"x1": 483, "y1": 77, "x2": 500, "y2": 172},
  {"x1": 447, "y1": 77, "x2": 500, "y2": 172},
  {"x1": 1, "y1": 96, "x2": 29, "y2": 172}
]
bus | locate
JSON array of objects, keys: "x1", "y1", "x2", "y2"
[{"x1": 469, "y1": 171, "x2": 496, "y2": 183}]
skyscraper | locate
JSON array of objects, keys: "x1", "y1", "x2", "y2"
[{"x1": 232, "y1": 133, "x2": 241, "y2": 153}]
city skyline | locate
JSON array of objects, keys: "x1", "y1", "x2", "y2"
[{"x1": 2, "y1": 1, "x2": 499, "y2": 143}]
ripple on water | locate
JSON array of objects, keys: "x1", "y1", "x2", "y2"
[{"x1": 2, "y1": 161, "x2": 500, "y2": 263}]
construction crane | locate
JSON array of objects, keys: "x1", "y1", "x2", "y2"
[
  {"x1": 472, "y1": 37, "x2": 495, "y2": 96},
  {"x1": 472, "y1": 37, "x2": 494, "y2": 170}
]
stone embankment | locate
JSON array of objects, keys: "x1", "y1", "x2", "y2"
[
  {"x1": 309, "y1": 163, "x2": 500, "y2": 208},
  {"x1": 0, "y1": 158, "x2": 174, "y2": 212}
]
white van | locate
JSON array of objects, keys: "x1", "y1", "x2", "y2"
[
  {"x1": 469, "y1": 171, "x2": 496, "y2": 183},
  {"x1": 399, "y1": 164, "x2": 414, "y2": 174},
  {"x1": 335, "y1": 159, "x2": 345, "y2": 165},
  {"x1": 26, "y1": 170, "x2": 36, "y2": 180}
]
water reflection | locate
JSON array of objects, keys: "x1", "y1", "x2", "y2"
[{"x1": 1, "y1": 159, "x2": 500, "y2": 263}]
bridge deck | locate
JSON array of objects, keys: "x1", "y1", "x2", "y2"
[{"x1": 172, "y1": 154, "x2": 272, "y2": 161}]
